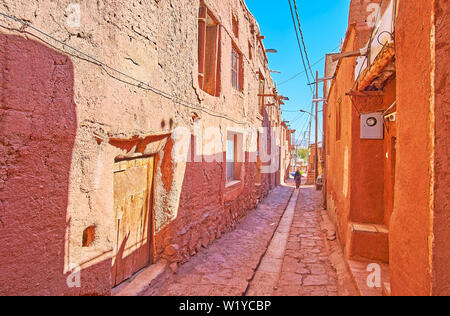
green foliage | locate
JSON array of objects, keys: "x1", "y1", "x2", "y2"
[{"x1": 297, "y1": 148, "x2": 309, "y2": 161}]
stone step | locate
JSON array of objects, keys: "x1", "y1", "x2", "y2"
[
  {"x1": 112, "y1": 260, "x2": 170, "y2": 296},
  {"x1": 347, "y1": 223, "x2": 389, "y2": 263}
]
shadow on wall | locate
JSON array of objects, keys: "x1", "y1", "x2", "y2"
[{"x1": 0, "y1": 34, "x2": 82, "y2": 295}]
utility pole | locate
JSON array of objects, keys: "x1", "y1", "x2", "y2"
[
  {"x1": 314, "y1": 71, "x2": 319, "y2": 186},
  {"x1": 307, "y1": 112, "x2": 312, "y2": 179}
]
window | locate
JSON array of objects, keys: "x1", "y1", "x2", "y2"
[
  {"x1": 257, "y1": 132, "x2": 261, "y2": 158},
  {"x1": 198, "y1": 3, "x2": 221, "y2": 96},
  {"x1": 256, "y1": 132, "x2": 262, "y2": 184},
  {"x1": 226, "y1": 133, "x2": 242, "y2": 182},
  {"x1": 258, "y1": 73, "x2": 265, "y2": 115},
  {"x1": 226, "y1": 134, "x2": 237, "y2": 181},
  {"x1": 248, "y1": 41, "x2": 253, "y2": 60},
  {"x1": 231, "y1": 45, "x2": 243, "y2": 91},
  {"x1": 336, "y1": 97, "x2": 342, "y2": 141}
]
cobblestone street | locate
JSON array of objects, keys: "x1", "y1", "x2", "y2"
[{"x1": 148, "y1": 183, "x2": 356, "y2": 296}]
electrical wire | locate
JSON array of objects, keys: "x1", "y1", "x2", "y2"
[
  {"x1": 292, "y1": 0, "x2": 315, "y2": 81},
  {"x1": 348, "y1": 0, "x2": 384, "y2": 114},
  {"x1": 368, "y1": 0, "x2": 385, "y2": 52},
  {"x1": 296, "y1": 119, "x2": 311, "y2": 148},
  {"x1": 294, "y1": 109, "x2": 313, "y2": 147},
  {"x1": 277, "y1": 44, "x2": 341, "y2": 87},
  {"x1": 0, "y1": 11, "x2": 272, "y2": 127},
  {"x1": 296, "y1": 117, "x2": 309, "y2": 142},
  {"x1": 287, "y1": 0, "x2": 314, "y2": 94}
]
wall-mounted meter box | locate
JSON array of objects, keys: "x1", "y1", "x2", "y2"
[{"x1": 361, "y1": 112, "x2": 384, "y2": 140}]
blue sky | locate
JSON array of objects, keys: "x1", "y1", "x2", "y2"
[{"x1": 246, "y1": 0, "x2": 351, "y2": 147}]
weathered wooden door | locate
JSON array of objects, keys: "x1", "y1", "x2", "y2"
[{"x1": 112, "y1": 156, "x2": 155, "y2": 287}]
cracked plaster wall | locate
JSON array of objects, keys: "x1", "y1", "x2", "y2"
[{"x1": 0, "y1": 0, "x2": 285, "y2": 295}]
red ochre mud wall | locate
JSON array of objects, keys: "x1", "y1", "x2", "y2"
[
  {"x1": 0, "y1": 34, "x2": 79, "y2": 295},
  {"x1": 390, "y1": 0, "x2": 449, "y2": 296},
  {"x1": 0, "y1": 36, "x2": 282, "y2": 297},
  {"x1": 432, "y1": 0, "x2": 449, "y2": 297},
  {"x1": 0, "y1": 0, "x2": 288, "y2": 295},
  {"x1": 155, "y1": 150, "x2": 275, "y2": 264}
]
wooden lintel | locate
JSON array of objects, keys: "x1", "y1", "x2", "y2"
[
  {"x1": 357, "y1": 46, "x2": 395, "y2": 91},
  {"x1": 258, "y1": 94, "x2": 277, "y2": 97},
  {"x1": 346, "y1": 90, "x2": 385, "y2": 97},
  {"x1": 331, "y1": 50, "x2": 363, "y2": 62}
]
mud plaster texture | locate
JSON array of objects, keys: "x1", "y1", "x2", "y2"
[
  {"x1": 324, "y1": 0, "x2": 449, "y2": 296},
  {"x1": 0, "y1": 0, "x2": 292, "y2": 295},
  {"x1": 149, "y1": 185, "x2": 357, "y2": 297}
]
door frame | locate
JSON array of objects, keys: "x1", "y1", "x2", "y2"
[{"x1": 112, "y1": 154, "x2": 157, "y2": 288}]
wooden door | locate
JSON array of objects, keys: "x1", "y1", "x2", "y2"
[{"x1": 112, "y1": 156, "x2": 155, "y2": 287}]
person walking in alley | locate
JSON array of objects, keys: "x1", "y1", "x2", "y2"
[{"x1": 294, "y1": 169, "x2": 302, "y2": 189}]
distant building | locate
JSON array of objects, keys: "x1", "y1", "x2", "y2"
[{"x1": 305, "y1": 144, "x2": 323, "y2": 185}]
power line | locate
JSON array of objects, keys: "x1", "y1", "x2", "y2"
[
  {"x1": 282, "y1": 100, "x2": 311, "y2": 113},
  {"x1": 296, "y1": 120, "x2": 310, "y2": 148},
  {"x1": 287, "y1": 0, "x2": 314, "y2": 94},
  {"x1": 292, "y1": 0, "x2": 315, "y2": 81},
  {"x1": 0, "y1": 11, "x2": 260, "y2": 126},
  {"x1": 287, "y1": 0, "x2": 317, "y2": 150},
  {"x1": 294, "y1": 111, "x2": 312, "y2": 147},
  {"x1": 352, "y1": 0, "x2": 384, "y2": 93},
  {"x1": 284, "y1": 114, "x2": 302, "y2": 127},
  {"x1": 278, "y1": 44, "x2": 340, "y2": 86}
]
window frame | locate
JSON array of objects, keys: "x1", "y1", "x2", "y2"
[
  {"x1": 198, "y1": 3, "x2": 221, "y2": 97},
  {"x1": 226, "y1": 132, "x2": 243, "y2": 184},
  {"x1": 226, "y1": 133, "x2": 236, "y2": 182},
  {"x1": 258, "y1": 73, "x2": 265, "y2": 115},
  {"x1": 336, "y1": 97, "x2": 342, "y2": 141},
  {"x1": 231, "y1": 46, "x2": 240, "y2": 91}
]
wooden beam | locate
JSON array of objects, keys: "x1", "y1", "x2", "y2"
[
  {"x1": 258, "y1": 94, "x2": 277, "y2": 97},
  {"x1": 357, "y1": 46, "x2": 395, "y2": 91},
  {"x1": 331, "y1": 50, "x2": 363, "y2": 62},
  {"x1": 346, "y1": 90, "x2": 385, "y2": 97}
]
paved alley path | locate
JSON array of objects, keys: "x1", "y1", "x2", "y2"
[
  {"x1": 148, "y1": 184, "x2": 355, "y2": 296},
  {"x1": 148, "y1": 185, "x2": 295, "y2": 296},
  {"x1": 249, "y1": 186, "x2": 342, "y2": 296}
]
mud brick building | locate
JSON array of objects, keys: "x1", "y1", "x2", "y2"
[
  {"x1": 323, "y1": 0, "x2": 449, "y2": 296},
  {"x1": 0, "y1": 0, "x2": 293, "y2": 295},
  {"x1": 305, "y1": 143, "x2": 323, "y2": 186}
]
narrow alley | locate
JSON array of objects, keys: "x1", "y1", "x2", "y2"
[
  {"x1": 139, "y1": 183, "x2": 356, "y2": 297},
  {"x1": 0, "y1": 0, "x2": 447, "y2": 299}
]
